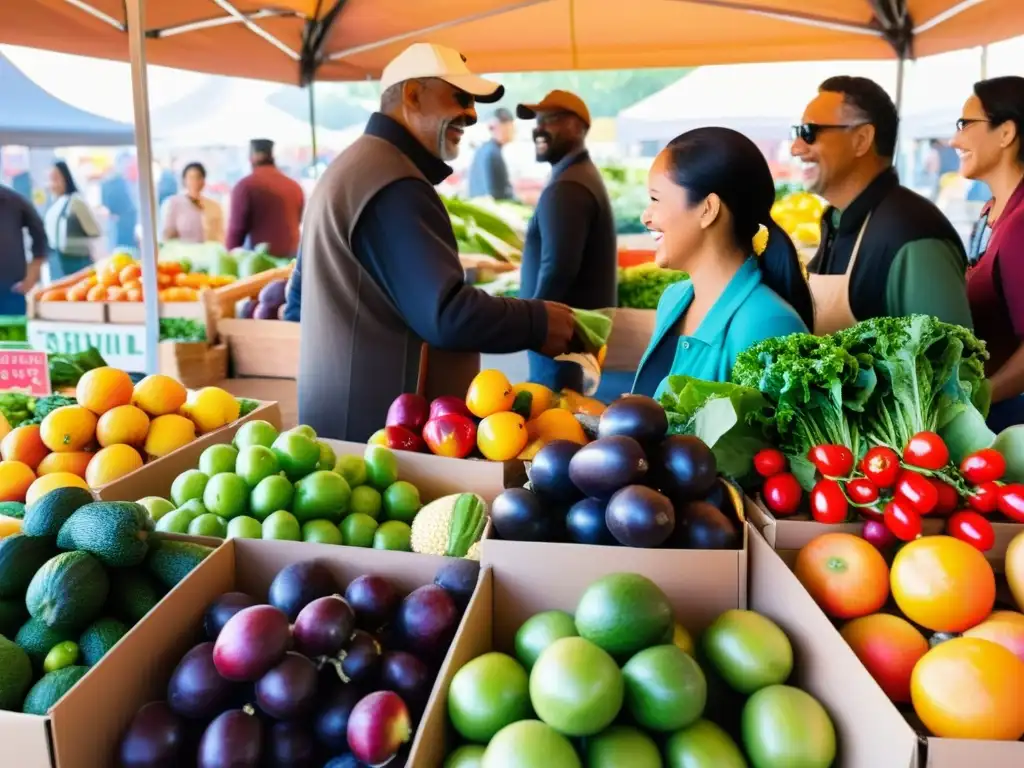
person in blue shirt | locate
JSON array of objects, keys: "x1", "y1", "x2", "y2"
[{"x1": 632, "y1": 127, "x2": 813, "y2": 398}]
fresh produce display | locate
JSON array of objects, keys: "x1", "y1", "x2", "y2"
[
  {"x1": 235, "y1": 277, "x2": 290, "y2": 321},
  {"x1": 441, "y1": 195, "x2": 527, "y2": 262},
  {"x1": 795, "y1": 530, "x2": 1024, "y2": 742},
  {"x1": 442, "y1": 571, "x2": 836, "y2": 767},
  {"x1": 117, "y1": 556, "x2": 478, "y2": 766},
  {"x1": 770, "y1": 190, "x2": 824, "y2": 249},
  {"x1": 377, "y1": 370, "x2": 606, "y2": 462},
  {"x1": 158, "y1": 240, "x2": 289, "y2": 279},
  {"x1": 616, "y1": 263, "x2": 688, "y2": 310},
  {"x1": 489, "y1": 394, "x2": 744, "y2": 550},
  {"x1": 0, "y1": 486, "x2": 214, "y2": 713},
  {"x1": 139, "y1": 423, "x2": 490, "y2": 560},
  {"x1": 36, "y1": 254, "x2": 234, "y2": 304}
]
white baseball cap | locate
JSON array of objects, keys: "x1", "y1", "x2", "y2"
[{"x1": 380, "y1": 43, "x2": 504, "y2": 104}]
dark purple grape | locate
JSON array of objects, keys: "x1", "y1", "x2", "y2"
[
  {"x1": 344, "y1": 575, "x2": 398, "y2": 630},
  {"x1": 268, "y1": 561, "x2": 339, "y2": 622},
  {"x1": 313, "y1": 686, "x2": 363, "y2": 752},
  {"x1": 397, "y1": 585, "x2": 458, "y2": 659},
  {"x1": 197, "y1": 708, "x2": 263, "y2": 768},
  {"x1": 255, "y1": 652, "x2": 319, "y2": 720},
  {"x1": 380, "y1": 651, "x2": 432, "y2": 717},
  {"x1": 167, "y1": 642, "x2": 234, "y2": 719},
  {"x1": 119, "y1": 701, "x2": 185, "y2": 768},
  {"x1": 293, "y1": 596, "x2": 356, "y2": 657},
  {"x1": 340, "y1": 630, "x2": 382, "y2": 685},
  {"x1": 204, "y1": 592, "x2": 258, "y2": 641},
  {"x1": 266, "y1": 721, "x2": 316, "y2": 767}
]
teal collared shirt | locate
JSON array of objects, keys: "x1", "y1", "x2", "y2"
[{"x1": 631, "y1": 258, "x2": 808, "y2": 398}]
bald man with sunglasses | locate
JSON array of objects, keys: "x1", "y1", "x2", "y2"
[{"x1": 793, "y1": 76, "x2": 973, "y2": 335}]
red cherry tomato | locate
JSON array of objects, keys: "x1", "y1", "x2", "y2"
[
  {"x1": 946, "y1": 510, "x2": 996, "y2": 552},
  {"x1": 808, "y1": 444, "x2": 854, "y2": 479},
  {"x1": 763, "y1": 472, "x2": 802, "y2": 517},
  {"x1": 903, "y1": 431, "x2": 950, "y2": 471},
  {"x1": 845, "y1": 478, "x2": 880, "y2": 505},
  {"x1": 810, "y1": 479, "x2": 850, "y2": 524},
  {"x1": 895, "y1": 470, "x2": 939, "y2": 516},
  {"x1": 967, "y1": 480, "x2": 1001, "y2": 514},
  {"x1": 997, "y1": 483, "x2": 1024, "y2": 523},
  {"x1": 884, "y1": 497, "x2": 923, "y2": 541},
  {"x1": 959, "y1": 448, "x2": 1007, "y2": 485},
  {"x1": 928, "y1": 478, "x2": 960, "y2": 516},
  {"x1": 860, "y1": 446, "x2": 901, "y2": 488},
  {"x1": 753, "y1": 448, "x2": 787, "y2": 478}
]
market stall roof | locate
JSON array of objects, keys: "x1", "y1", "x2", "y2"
[
  {"x1": 0, "y1": 52, "x2": 134, "y2": 146},
  {"x1": 2, "y1": 0, "x2": 1023, "y2": 85}
]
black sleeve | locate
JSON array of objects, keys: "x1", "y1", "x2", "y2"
[
  {"x1": 19, "y1": 195, "x2": 49, "y2": 260},
  {"x1": 485, "y1": 150, "x2": 512, "y2": 201},
  {"x1": 532, "y1": 181, "x2": 595, "y2": 301},
  {"x1": 353, "y1": 178, "x2": 548, "y2": 353}
]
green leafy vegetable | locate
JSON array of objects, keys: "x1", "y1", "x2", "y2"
[
  {"x1": 573, "y1": 309, "x2": 613, "y2": 354},
  {"x1": 617, "y1": 264, "x2": 688, "y2": 309},
  {"x1": 48, "y1": 348, "x2": 108, "y2": 388},
  {"x1": 237, "y1": 398, "x2": 261, "y2": 417},
  {"x1": 18, "y1": 395, "x2": 77, "y2": 426},
  {"x1": 0, "y1": 392, "x2": 34, "y2": 427},
  {"x1": 159, "y1": 319, "x2": 207, "y2": 343}
]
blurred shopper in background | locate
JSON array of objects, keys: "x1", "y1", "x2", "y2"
[
  {"x1": 468, "y1": 107, "x2": 516, "y2": 200},
  {"x1": 796, "y1": 76, "x2": 972, "y2": 333},
  {"x1": 953, "y1": 76, "x2": 1024, "y2": 430},
  {"x1": 226, "y1": 138, "x2": 304, "y2": 258},
  {"x1": 161, "y1": 162, "x2": 225, "y2": 244},
  {"x1": 516, "y1": 90, "x2": 617, "y2": 392},
  {"x1": 101, "y1": 153, "x2": 138, "y2": 250},
  {"x1": 44, "y1": 161, "x2": 101, "y2": 279},
  {"x1": 0, "y1": 183, "x2": 48, "y2": 314}
]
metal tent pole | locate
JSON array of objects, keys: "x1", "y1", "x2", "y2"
[
  {"x1": 126, "y1": 0, "x2": 161, "y2": 374},
  {"x1": 308, "y1": 82, "x2": 319, "y2": 178},
  {"x1": 980, "y1": 44, "x2": 989, "y2": 79}
]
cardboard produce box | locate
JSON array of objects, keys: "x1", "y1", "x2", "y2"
[
  {"x1": 412, "y1": 523, "x2": 916, "y2": 767},
  {"x1": 11, "y1": 537, "x2": 471, "y2": 768},
  {"x1": 158, "y1": 341, "x2": 228, "y2": 389},
  {"x1": 603, "y1": 308, "x2": 655, "y2": 372}
]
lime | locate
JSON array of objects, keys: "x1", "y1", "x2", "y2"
[
  {"x1": 529, "y1": 637, "x2": 623, "y2": 737},
  {"x1": 292, "y1": 470, "x2": 351, "y2": 523},
  {"x1": 587, "y1": 725, "x2": 662, "y2": 768},
  {"x1": 43, "y1": 641, "x2": 79, "y2": 674},
  {"x1": 444, "y1": 745, "x2": 486, "y2": 768},
  {"x1": 155, "y1": 506, "x2": 198, "y2": 534},
  {"x1": 575, "y1": 573, "x2": 673, "y2": 658},
  {"x1": 272, "y1": 431, "x2": 321, "y2": 480},
  {"x1": 203, "y1": 473, "x2": 250, "y2": 519},
  {"x1": 364, "y1": 445, "x2": 399, "y2": 490},
  {"x1": 250, "y1": 474, "x2": 294, "y2": 522},
  {"x1": 665, "y1": 720, "x2": 747, "y2": 768},
  {"x1": 188, "y1": 513, "x2": 228, "y2": 538},
  {"x1": 481, "y1": 720, "x2": 581, "y2": 768},
  {"x1": 335, "y1": 455, "x2": 368, "y2": 487},
  {"x1": 373, "y1": 520, "x2": 412, "y2": 552},
  {"x1": 262, "y1": 510, "x2": 301, "y2": 541},
  {"x1": 226, "y1": 516, "x2": 263, "y2": 539},
  {"x1": 236, "y1": 445, "x2": 281, "y2": 487},
  {"x1": 351, "y1": 485, "x2": 382, "y2": 519},
  {"x1": 137, "y1": 496, "x2": 175, "y2": 522},
  {"x1": 302, "y1": 519, "x2": 343, "y2": 545},
  {"x1": 514, "y1": 610, "x2": 578, "y2": 671},
  {"x1": 288, "y1": 425, "x2": 317, "y2": 441},
  {"x1": 622, "y1": 644, "x2": 706, "y2": 731},
  {"x1": 317, "y1": 441, "x2": 337, "y2": 472},
  {"x1": 171, "y1": 469, "x2": 209, "y2": 507},
  {"x1": 176, "y1": 498, "x2": 208, "y2": 518},
  {"x1": 383, "y1": 480, "x2": 422, "y2": 523},
  {"x1": 233, "y1": 419, "x2": 279, "y2": 450},
  {"x1": 340, "y1": 513, "x2": 378, "y2": 547},
  {"x1": 448, "y1": 652, "x2": 531, "y2": 742},
  {"x1": 199, "y1": 444, "x2": 239, "y2": 477}
]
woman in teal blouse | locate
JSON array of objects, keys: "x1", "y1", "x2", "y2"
[{"x1": 632, "y1": 127, "x2": 813, "y2": 398}]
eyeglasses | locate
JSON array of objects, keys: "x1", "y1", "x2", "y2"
[
  {"x1": 956, "y1": 118, "x2": 990, "y2": 132},
  {"x1": 791, "y1": 122, "x2": 869, "y2": 144}
]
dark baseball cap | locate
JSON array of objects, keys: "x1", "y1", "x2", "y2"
[{"x1": 250, "y1": 138, "x2": 274, "y2": 154}]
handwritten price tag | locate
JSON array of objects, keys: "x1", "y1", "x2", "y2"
[{"x1": 0, "y1": 351, "x2": 51, "y2": 397}]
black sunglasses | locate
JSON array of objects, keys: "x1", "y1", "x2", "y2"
[
  {"x1": 791, "y1": 122, "x2": 869, "y2": 144},
  {"x1": 956, "y1": 118, "x2": 990, "y2": 132}
]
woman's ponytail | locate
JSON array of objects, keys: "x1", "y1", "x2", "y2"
[{"x1": 757, "y1": 220, "x2": 815, "y2": 331}]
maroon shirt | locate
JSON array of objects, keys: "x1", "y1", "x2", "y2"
[
  {"x1": 226, "y1": 165, "x2": 305, "y2": 257},
  {"x1": 967, "y1": 178, "x2": 1024, "y2": 375}
]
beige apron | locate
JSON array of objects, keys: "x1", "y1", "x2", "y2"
[{"x1": 808, "y1": 213, "x2": 872, "y2": 335}]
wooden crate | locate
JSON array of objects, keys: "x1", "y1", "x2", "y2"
[
  {"x1": 158, "y1": 341, "x2": 228, "y2": 388},
  {"x1": 27, "y1": 266, "x2": 106, "y2": 322}
]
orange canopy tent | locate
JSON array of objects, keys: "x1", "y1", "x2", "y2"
[{"x1": 2, "y1": 0, "x2": 1023, "y2": 85}]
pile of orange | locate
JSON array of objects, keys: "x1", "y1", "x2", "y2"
[
  {"x1": 0, "y1": 368, "x2": 243, "y2": 503},
  {"x1": 38, "y1": 254, "x2": 234, "y2": 304}
]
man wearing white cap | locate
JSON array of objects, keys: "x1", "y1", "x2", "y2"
[{"x1": 298, "y1": 43, "x2": 577, "y2": 442}]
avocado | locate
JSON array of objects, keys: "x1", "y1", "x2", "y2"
[
  {"x1": 0, "y1": 634, "x2": 32, "y2": 711},
  {"x1": 0, "y1": 598, "x2": 27, "y2": 638},
  {"x1": 26, "y1": 551, "x2": 110, "y2": 631},
  {"x1": 107, "y1": 569, "x2": 165, "y2": 623},
  {"x1": 56, "y1": 501, "x2": 150, "y2": 568},
  {"x1": 23, "y1": 487, "x2": 94, "y2": 539},
  {"x1": 22, "y1": 666, "x2": 89, "y2": 715},
  {"x1": 79, "y1": 617, "x2": 130, "y2": 666},
  {"x1": 0, "y1": 534, "x2": 57, "y2": 599},
  {"x1": 145, "y1": 540, "x2": 215, "y2": 590}
]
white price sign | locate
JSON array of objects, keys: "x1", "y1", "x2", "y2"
[{"x1": 27, "y1": 320, "x2": 147, "y2": 372}]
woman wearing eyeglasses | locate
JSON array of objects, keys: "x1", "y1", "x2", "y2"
[
  {"x1": 951, "y1": 76, "x2": 1024, "y2": 431},
  {"x1": 160, "y1": 162, "x2": 225, "y2": 244},
  {"x1": 631, "y1": 127, "x2": 813, "y2": 397}
]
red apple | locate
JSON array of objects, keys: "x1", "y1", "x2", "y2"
[
  {"x1": 429, "y1": 395, "x2": 474, "y2": 421},
  {"x1": 347, "y1": 691, "x2": 411, "y2": 766},
  {"x1": 386, "y1": 393, "x2": 429, "y2": 433},
  {"x1": 422, "y1": 414, "x2": 476, "y2": 459},
  {"x1": 368, "y1": 426, "x2": 425, "y2": 453}
]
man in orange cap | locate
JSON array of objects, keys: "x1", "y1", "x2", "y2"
[{"x1": 517, "y1": 90, "x2": 617, "y2": 392}]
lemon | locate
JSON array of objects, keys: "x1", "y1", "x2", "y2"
[{"x1": 183, "y1": 387, "x2": 241, "y2": 434}]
